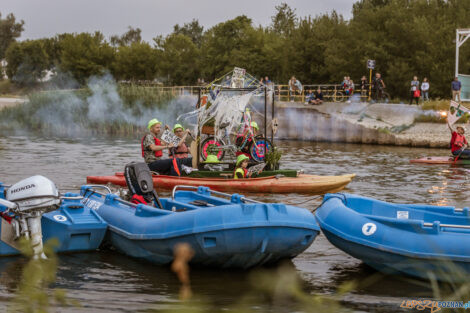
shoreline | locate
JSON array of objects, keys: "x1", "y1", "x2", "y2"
[{"x1": 275, "y1": 101, "x2": 451, "y2": 149}]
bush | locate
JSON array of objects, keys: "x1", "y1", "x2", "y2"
[
  {"x1": 421, "y1": 99, "x2": 456, "y2": 111},
  {"x1": 0, "y1": 79, "x2": 12, "y2": 95},
  {"x1": 414, "y1": 112, "x2": 470, "y2": 124}
]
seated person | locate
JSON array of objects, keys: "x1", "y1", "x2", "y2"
[
  {"x1": 233, "y1": 155, "x2": 262, "y2": 179},
  {"x1": 235, "y1": 121, "x2": 259, "y2": 159},
  {"x1": 142, "y1": 118, "x2": 174, "y2": 164},
  {"x1": 448, "y1": 121, "x2": 470, "y2": 158},
  {"x1": 313, "y1": 88, "x2": 324, "y2": 105},
  {"x1": 305, "y1": 89, "x2": 315, "y2": 104},
  {"x1": 171, "y1": 124, "x2": 192, "y2": 160}
]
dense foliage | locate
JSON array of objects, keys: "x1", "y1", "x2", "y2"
[{"x1": 2, "y1": 0, "x2": 470, "y2": 97}]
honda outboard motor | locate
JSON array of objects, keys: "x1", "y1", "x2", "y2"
[
  {"x1": 124, "y1": 162, "x2": 163, "y2": 209},
  {"x1": 1, "y1": 175, "x2": 60, "y2": 259}
]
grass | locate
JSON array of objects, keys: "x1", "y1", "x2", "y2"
[
  {"x1": 420, "y1": 99, "x2": 465, "y2": 111},
  {"x1": 0, "y1": 84, "x2": 176, "y2": 137},
  {"x1": 414, "y1": 112, "x2": 470, "y2": 124}
]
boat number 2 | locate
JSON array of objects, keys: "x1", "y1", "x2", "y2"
[{"x1": 362, "y1": 223, "x2": 377, "y2": 236}]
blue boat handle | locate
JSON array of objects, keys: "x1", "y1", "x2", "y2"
[
  {"x1": 85, "y1": 185, "x2": 112, "y2": 194},
  {"x1": 171, "y1": 185, "x2": 262, "y2": 204}
]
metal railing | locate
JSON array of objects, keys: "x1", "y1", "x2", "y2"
[
  {"x1": 118, "y1": 82, "x2": 372, "y2": 102},
  {"x1": 172, "y1": 185, "x2": 262, "y2": 203}
]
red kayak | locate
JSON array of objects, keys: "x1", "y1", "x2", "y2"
[
  {"x1": 86, "y1": 173, "x2": 356, "y2": 194},
  {"x1": 410, "y1": 156, "x2": 470, "y2": 165}
]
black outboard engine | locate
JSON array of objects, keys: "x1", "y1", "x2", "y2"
[
  {"x1": 124, "y1": 162, "x2": 163, "y2": 209},
  {"x1": 0, "y1": 175, "x2": 61, "y2": 259}
]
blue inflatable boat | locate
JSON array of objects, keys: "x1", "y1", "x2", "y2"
[
  {"x1": 316, "y1": 193, "x2": 470, "y2": 282},
  {"x1": 0, "y1": 181, "x2": 107, "y2": 256},
  {"x1": 80, "y1": 185, "x2": 319, "y2": 268}
]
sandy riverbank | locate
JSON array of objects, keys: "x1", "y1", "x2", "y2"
[{"x1": 275, "y1": 101, "x2": 450, "y2": 148}]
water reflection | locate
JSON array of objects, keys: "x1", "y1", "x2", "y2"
[{"x1": 0, "y1": 135, "x2": 466, "y2": 312}]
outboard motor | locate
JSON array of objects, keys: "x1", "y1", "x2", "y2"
[
  {"x1": 0, "y1": 175, "x2": 60, "y2": 259},
  {"x1": 124, "y1": 162, "x2": 163, "y2": 209}
]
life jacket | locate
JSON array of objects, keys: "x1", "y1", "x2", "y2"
[
  {"x1": 451, "y1": 131, "x2": 468, "y2": 152},
  {"x1": 141, "y1": 134, "x2": 163, "y2": 158},
  {"x1": 170, "y1": 142, "x2": 189, "y2": 159},
  {"x1": 233, "y1": 167, "x2": 248, "y2": 179},
  {"x1": 131, "y1": 194, "x2": 148, "y2": 205}
]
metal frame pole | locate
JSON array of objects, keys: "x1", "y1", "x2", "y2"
[
  {"x1": 271, "y1": 87, "x2": 275, "y2": 144},
  {"x1": 196, "y1": 88, "x2": 201, "y2": 169},
  {"x1": 264, "y1": 86, "x2": 267, "y2": 162},
  {"x1": 456, "y1": 30, "x2": 460, "y2": 77}
]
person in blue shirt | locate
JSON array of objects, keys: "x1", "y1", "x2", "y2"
[
  {"x1": 305, "y1": 89, "x2": 315, "y2": 104},
  {"x1": 452, "y1": 77, "x2": 462, "y2": 102}
]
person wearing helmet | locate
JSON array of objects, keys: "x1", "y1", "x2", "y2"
[
  {"x1": 233, "y1": 155, "x2": 251, "y2": 179},
  {"x1": 235, "y1": 121, "x2": 259, "y2": 159},
  {"x1": 233, "y1": 154, "x2": 262, "y2": 179},
  {"x1": 171, "y1": 124, "x2": 191, "y2": 159},
  {"x1": 448, "y1": 120, "x2": 470, "y2": 158},
  {"x1": 141, "y1": 118, "x2": 175, "y2": 164}
]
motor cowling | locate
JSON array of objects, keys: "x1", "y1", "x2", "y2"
[
  {"x1": 6, "y1": 175, "x2": 60, "y2": 214},
  {"x1": 124, "y1": 162, "x2": 154, "y2": 200}
]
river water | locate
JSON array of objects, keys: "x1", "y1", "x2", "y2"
[{"x1": 0, "y1": 135, "x2": 468, "y2": 312}]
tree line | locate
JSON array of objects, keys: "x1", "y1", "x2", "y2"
[{"x1": 1, "y1": 0, "x2": 470, "y2": 98}]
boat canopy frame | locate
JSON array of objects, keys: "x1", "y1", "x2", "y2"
[
  {"x1": 455, "y1": 29, "x2": 470, "y2": 102},
  {"x1": 195, "y1": 85, "x2": 275, "y2": 169}
]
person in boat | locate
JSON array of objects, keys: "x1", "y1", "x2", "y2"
[
  {"x1": 171, "y1": 124, "x2": 191, "y2": 160},
  {"x1": 142, "y1": 118, "x2": 179, "y2": 175},
  {"x1": 233, "y1": 155, "x2": 261, "y2": 179},
  {"x1": 235, "y1": 121, "x2": 259, "y2": 160},
  {"x1": 448, "y1": 122, "x2": 470, "y2": 158},
  {"x1": 142, "y1": 119, "x2": 174, "y2": 163}
]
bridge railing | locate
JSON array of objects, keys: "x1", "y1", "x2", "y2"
[{"x1": 118, "y1": 82, "x2": 371, "y2": 102}]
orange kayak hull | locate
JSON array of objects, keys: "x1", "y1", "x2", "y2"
[{"x1": 86, "y1": 173, "x2": 355, "y2": 194}]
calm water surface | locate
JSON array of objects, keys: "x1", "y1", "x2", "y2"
[{"x1": 0, "y1": 135, "x2": 467, "y2": 312}]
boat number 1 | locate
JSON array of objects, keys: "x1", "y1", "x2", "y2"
[
  {"x1": 53, "y1": 215, "x2": 67, "y2": 222},
  {"x1": 362, "y1": 223, "x2": 377, "y2": 236}
]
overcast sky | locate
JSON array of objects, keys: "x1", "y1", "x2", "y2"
[{"x1": 2, "y1": 0, "x2": 356, "y2": 42}]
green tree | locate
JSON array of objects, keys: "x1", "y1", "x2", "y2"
[
  {"x1": 270, "y1": 3, "x2": 297, "y2": 37},
  {"x1": 173, "y1": 19, "x2": 204, "y2": 47},
  {"x1": 0, "y1": 12, "x2": 24, "y2": 60},
  {"x1": 156, "y1": 33, "x2": 200, "y2": 85},
  {"x1": 110, "y1": 26, "x2": 142, "y2": 47},
  {"x1": 5, "y1": 40, "x2": 49, "y2": 86},
  {"x1": 59, "y1": 32, "x2": 115, "y2": 84},
  {"x1": 113, "y1": 42, "x2": 159, "y2": 80},
  {"x1": 200, "y1": 16, "x2": 267, "y2": 80}
]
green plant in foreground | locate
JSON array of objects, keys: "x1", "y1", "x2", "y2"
[
  {"x1": 265, "y1": 146, "x2": 282, "y2": 170},
  {"x1": 8, "y1": 238, "x2": 78, "y2": 313}
]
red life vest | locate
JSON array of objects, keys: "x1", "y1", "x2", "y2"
[
  {"x1": 171, "y1": 142, "x2": 189, "y2": 159},
  {"x1": 451, "y1": 131, "x2": 468, "y2": 152},
  {"x1": 131, "y1": 194, "x2": 148, "y2": 205},
  {"x1": 141, "y1": 135, "x2": 163, "y2": 158}
]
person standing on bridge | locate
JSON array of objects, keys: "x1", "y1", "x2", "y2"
[
  {"x1": 409, "y1": 76, "x2": 420, "y2": 105},
  {"x1": 452, "y1": 77, "x2": 462, "y2": 102}
]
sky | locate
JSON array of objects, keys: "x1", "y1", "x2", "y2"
[{"x1": 2, "y1": 0, "x2": 356, "y2": 42}]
